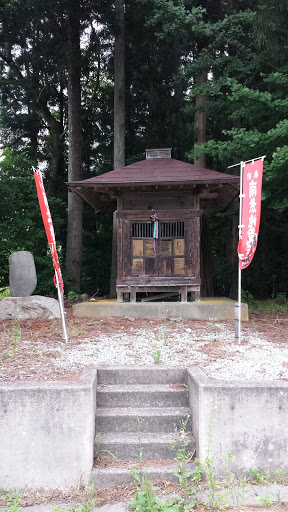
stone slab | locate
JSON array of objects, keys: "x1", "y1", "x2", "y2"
[
  {"x1": 0, "y1": 295, "x2": 61, "y2": 320},
  {"x1": 92, "y1": 464, "x2": 179, "y2": 490},
  {"x1": 188, "y1": 367, "x2": 288, "y2": 476},
  {"x1": 97, "y1": 366, "x2": 187, "y2": 385},
  {"x1": 0, "y1": 368, "x2": 97, "y2": 490},
  {"x1": 9, "y1": 251, "x2": 37, "y2": 297},
  {"x1": 73, "y1": 297, "x2": 249, "y2": 321}
]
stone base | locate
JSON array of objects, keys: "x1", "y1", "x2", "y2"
[
  {"x1": 72, "y1": 297, "x2": 248, "y2": 321},
  {"x1": 0, "y1": 295, "x2": 61, "y2": 320}
]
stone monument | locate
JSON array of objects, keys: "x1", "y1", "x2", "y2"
[
  {"x1": 0, "y1": 251, "x2": 61, "y2": 320},
  {"x1": 9, "y1": 251, "x2": 37, "y2": 297}
]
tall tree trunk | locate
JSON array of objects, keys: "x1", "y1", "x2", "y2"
[
  {"x1": 113, "y1": 0, "x2": 125, "y2": 169},
  {"x1": 111, "y1": 0, "x2": 125, "y2": 297},
  {"x1": 194, "y1": 72, "x2": 207, "y2": 168},
  {"x1": 172, "y1": 37, "x2": 185, "y2": 161},
  {"x1": 65, "y1": 0, "x2": 82, "y2": 292}
]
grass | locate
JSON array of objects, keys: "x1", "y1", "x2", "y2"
[
  {"x1": 0, "y1": 287, "x2": 10, "y2": 300},
  {"x1": 242, "y1": 290, "x2": 288, "y2": 311},
  {"x1": 152, "y1": 349, "x2": 161, "y2": 364}
]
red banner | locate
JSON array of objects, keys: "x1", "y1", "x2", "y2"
[
  {"x1": 34, "y1": 170, "x2": 64, "y2": 293},
  {"x1": 238, "y1": 159, "x2": 263, "y2": 270}
]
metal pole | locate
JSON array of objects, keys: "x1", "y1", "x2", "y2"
[
  {"x1": 55, "y1": 272, "x2": 69, "y2": 343},
  {"x1": 228, "y1": 155, "x2": 266, "y2": 169},
  {"x1": 235, "y1": 161, "x2": 244, "y2": 342}
]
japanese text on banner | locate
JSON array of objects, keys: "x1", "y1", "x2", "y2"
[{"x1": 238, "y1": 159, "x2": 263, "y2": 270}]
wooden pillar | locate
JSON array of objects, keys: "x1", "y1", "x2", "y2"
[
  {"x1": 117, "y1": 288, "x2": 123, "y2": 302},
  {"x1": 109, "y1": 211, "x2": 117, "y2": 298},
  {"x1": 181, "y1": 285, "x2": 188, "y2": 303},
  {"x1": 130, "y1": 287, "x2": 136, "y2": 303}
]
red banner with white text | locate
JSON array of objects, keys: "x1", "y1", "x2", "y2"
[
  {"x1": 34, "y1": 170, "x2": 64, "y2": 293},
  {"x1": 238, "y1": 159, "x2": 263, "y2": 270}
]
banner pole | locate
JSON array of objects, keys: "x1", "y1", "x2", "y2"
[
  {"x1": 235, "y1": 161, "x2": 244, "y2": 342},
  {"x1": 228, "y1": 155, "x2": 266, "y2": 169},
  {"x1": 34, "y1": 168, "x2": 68, "y2": 343},
  {"x1": 55, "y1": 271, "x2": 69, "y2": 344}
]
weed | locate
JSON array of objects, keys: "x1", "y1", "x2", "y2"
[
  {"x1": 152, "y1": 349, "x2": 161, "y2": 364},
  {"x1": 236, "y1": 476, "x2": 251, "y2": 506},
  {"x1": 54, "y1": 477, "x2": 98, "y2": 511},
  {"x1": 0, "y1": 287, "x2": 10, "y2": 300},
  {"x1": 12, "y1": 320, "x2": 21, "y2": 347},
  {"x1": 51, "y1": 319, "x2": 57, "y2": 333},
  {"x1": 250, "y1": 466, "x2": 268, "y2": 484},
  {"x1": 53, "y1": 506, "x2": 81, "y2": 512},
  {"x1": 30, "y1": 347, "x2": 36, "y2": 358},
  {"x1": 162, "y1": 331, "x2": 168, "y2": 346},
  {"x1": 5, "y1": 350, "x2": 14, "y2": 357},
  {"x1": 129, "y1": 417, "x2": 145, "y2": 485},
  {"x1": 241, "y1": 290, "x2": 254, "y2": 305},
  {"x1": 252, "y1": 300, "x2": 287, "y2": 311},
  {"x1": 203, "y1": 411, "x2": 217, "y2": 507},
  {"x1": 223, "y1": 452, "x2": 250, "y2": 507},
  {"x1": 197, "y1": 409, "x2": 227, "y2": 509},
  {"x1": 129, "y1": 419, "x2": 181, "y2": 511},
  {"x1": 170, "y1": 416, "x2": 200, "y2": 510},
  {"x1": 134, "y1": 417, "x2": 145, "y2": 472},
  {"x1": 67, "y1": 290, "x2": 80, "y2": 301},
  {"x1": 53, "y1": 494, "x2": 96, "y2": 512},
  {"x1": 256, "y1": 495, "x2": 273, "y2": 507},
  {"x1": 94, "y1": 435, "x2": 120, "y2": 465},
  {"x1": 178, "y1": 415, "x2": 190, "y2": 433},
  {"x1": 128, "y1": 472, "x2": 179, "y2": 511},
  {"x1": 223, "y1": 452, "x2": 236, "y2": 503},
  {"x1": 274, "y1": 468, "x2": 286, "y2": 482},
  {"x1": 3, "y1": 490, "x2": 21, "y2": 512},
  {"x1": 126, "y1": 405, "x2": 285, "y2": 511},
  {"x1": 276, "y1": 292, "x2": 286, "y2": 304}
]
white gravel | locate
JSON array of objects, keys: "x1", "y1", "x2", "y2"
[{"x1": 33, "y1": 321, "x2": 288, "y2": 381}]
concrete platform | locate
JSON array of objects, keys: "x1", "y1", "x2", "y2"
[{"x1": 72, "y1": 297, "x2": 248, "y2": 321}]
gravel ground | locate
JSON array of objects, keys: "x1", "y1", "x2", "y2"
[{"x1": 1, "y1": 305, "x2": 288, "y2": 382}]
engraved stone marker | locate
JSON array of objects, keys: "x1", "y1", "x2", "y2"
[{"x1": 9, "y1": 251, "x2": 37, "y2": 297}]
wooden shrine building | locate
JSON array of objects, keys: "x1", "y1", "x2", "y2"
[{"x1": 68, "y1": 148, "x2": 239, "y2": 303}]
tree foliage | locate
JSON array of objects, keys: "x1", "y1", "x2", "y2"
[{"x1": 1, "y1": 0, "x2": 288, "y2": 298}]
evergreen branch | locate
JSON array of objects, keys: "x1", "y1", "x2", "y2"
[
  {"x1": 85, "y1": 67, "x2": 101, "y2": 115},
  {"x1": 0, "y1": 133, "x2": 27, "y2": 149},
  {"x1": 0, "y1": 51, "x2": 24, "y2": 80},
  {"x1": 35, "y1": 104, "x2": 63, "y2": 136}
]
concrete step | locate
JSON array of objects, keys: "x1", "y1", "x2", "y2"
[
  {"x1": 97, "y1": 384, "x2": 188, "y2": 408},
  {"x1": 95, "y1": 406, "x2": 191, "y2": 433},
  {"x1": 97, "y1": 366, "x2": 187, "y2": 385},
  {"x1": 94, "y1": 432, "x2": 195, "y2": 461},
  {"x1": 92, "y1": 463, "x2": 185, "y2": 489}
]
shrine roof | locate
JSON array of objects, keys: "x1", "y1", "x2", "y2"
[
  {"x1": 69, "y1": 158, "x2": 239, "y2": 187},
  {"x1": 68, "y1": 157, "x2": 239, "y2": 212}
]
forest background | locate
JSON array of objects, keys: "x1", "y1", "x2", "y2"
[{"x1": 1, "y1": 0, "x2": 288, "y2": 301}]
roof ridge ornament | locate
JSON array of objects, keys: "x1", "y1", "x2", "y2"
[{"x1": 145, "y1": 148, "x2": 172, "y2": 159}]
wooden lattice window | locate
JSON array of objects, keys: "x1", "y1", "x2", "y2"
[
  {"x1": 160, "y1": 221, "x2": 184, "y2": 238},
  {"x1": 132, "y1": 221, "x2": 185, "y2": 276}
]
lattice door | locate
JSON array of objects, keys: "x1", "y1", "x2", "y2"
[{"x1": 131, "y1": 221, "x2": 185, "y2": 276}]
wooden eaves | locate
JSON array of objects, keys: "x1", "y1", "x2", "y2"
[{"x1": 67, "y1": 157, "x2": 240, "y2": 212}]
